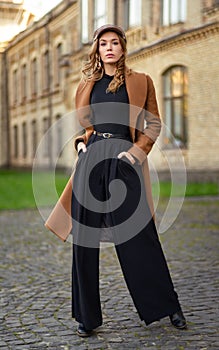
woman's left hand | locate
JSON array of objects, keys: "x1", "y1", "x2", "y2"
[{"x1": 117, "y1": 152, "x2": 135, "y2": 165}]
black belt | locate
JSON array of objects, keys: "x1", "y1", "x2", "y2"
[{"x1": 93, "y1": 130, "x2": 130, "y2": 139}]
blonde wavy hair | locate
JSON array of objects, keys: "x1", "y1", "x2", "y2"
[{"x1": 82, "y1": 34, "x2": 127, "y2": 93}]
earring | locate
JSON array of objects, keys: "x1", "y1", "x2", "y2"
[{"x1": 96, "y1": 55, "x2": 102, "y2": 70}]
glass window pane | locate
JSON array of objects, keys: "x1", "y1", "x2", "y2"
[
  {"x1": 95, "y1": 0, "x2": 106, "y2": 16},
  {"x1": 13, "y1": 69, "x2": 18, "y2": 103},
  {"x1": 180, "y1": 0, "x2": 187, "y2": 22},
  {"x1": 43, "y1": 118, "x2": 49, "y2": 157},
  {"x1": 32, "y1": 120, "x2": 37, "y2": 157},
  {"x1": 81, "y1": 0, "x2": 88, "y2": 42},
  {"x1": 163, "y1": 66, "x2": 188, "y2": 147},
  {"x1": 96, "y1": 17, "x2": 106, "y2": 28},
  {"x1": 14, "y1": 125, "x2": 18, "y2": 158},
  {"x1": 170, "y1": 0, "x2": 179, "y2": 24},
  {"x1": 173, "y1": 98, "x2": 183, "y2": 143},
  {"x1": 171, "y1": 68, "x2": 183, "y2": 97},
  {"x1": 22, "y1": 64, "x2": 27, "y2": 99},
  {"x1": 183, "y1": 71, "x2": 188, "y2": 95},
  {"x1": 56, "y1": 43, "x2": 62, "y2": 84},
  {"x1": 56, "y1": 115, "x2": 62, "y2": 157},
  {"x1": 163, "y1": 0, "x2": 170, "y2": 25},
  {"x1": 22, "y1": 122, "x2": 27, "y2": 158},
  {"x1": 164, "y1": 99, "x2": 172, "y2": 143},
  {"x1": 32, "y1": 58, "x2": 37, "y2": 94},
  {"x1": 163, "y1": 72, "x2": 171, "y2": 97},
  {"x1": 94, "y1": 0, "x2": 106, "y2": 30},
  {"x1": 129, "y1": 0, "x2": 142, "y2": 27}
]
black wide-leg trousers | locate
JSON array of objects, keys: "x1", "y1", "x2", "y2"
[
  {"x1": 72, "y1": 218, "x2": 181, "y2": 330},
  {"x1": 71, "y1": 136, "x2": 181, "y2": 330}
]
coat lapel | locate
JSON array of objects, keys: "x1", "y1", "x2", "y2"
[
  {"x1": 75, "y1": 79, "x2": 95, "y2": 110},
  {"x1": 125, "y1": 70, "x2": 147, "y2": 141}
]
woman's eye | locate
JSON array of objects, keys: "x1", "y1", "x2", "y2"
[
  {"x1": 100, "y1": 42, "x2": 106, "y2": 46},
  {"x1": 113, "y1": 42, "x2": 119, "y2": 45}
]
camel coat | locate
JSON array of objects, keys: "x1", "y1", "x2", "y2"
[{"x1": 45, "y1": 69, "x2": 161, "y2": 242}]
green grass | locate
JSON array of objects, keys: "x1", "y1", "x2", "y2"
[
  {"x1": 0, "y1": 170, "x2": 218, "y2": 210},
  {"x1": 152, "y1": 181, "x2": 219, "y2": 198},
  {"x1": 0, "y1": 169, "x2": 68, "y2": 210}
]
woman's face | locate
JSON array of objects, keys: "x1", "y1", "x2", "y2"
[{"x1": 98, "y1": 31, "x2": 124, "y2": 66}]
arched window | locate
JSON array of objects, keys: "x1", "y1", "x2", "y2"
[
  {"x1": 56, "y1": 114, "x2": 63, "y2": 157},
  {"x1": 21, "y1": 63, "x2": 27, "y2": 101},
  {"x1": 42, "y1": 50, "x2": 49, "y2": 91},
  {"x1": 163, "y1": 66, "x2": 188, "y2": 148},
  {"x1": 31, "y1": 58, "x2": 38, "y2": 96},
  {"x1": 12, "y1": 69, "x2": 18, "y2": 104},
  {"x1": 55, "y1": 43, "x2": 62, "y2": 86},
  {"x1": 43, "y1": 117, "x2": 50, "y2": 157},
  {"x1": 13, "y1": 125, "x2": 18, "y2": 158},
  {"x1": 32, "y1": 120, "x2": 37, "y2": 157},
  {"x1": 22, "y1": 122, "x2": 27, "y2": 158}
]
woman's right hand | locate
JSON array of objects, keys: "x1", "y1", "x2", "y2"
[{"x1": 77, "y1": 142, "x2": 87, "y2": 153}]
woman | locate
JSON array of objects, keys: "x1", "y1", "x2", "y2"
[{"x1": 45, "y1": 24, "x2": 187, "y2": 337}]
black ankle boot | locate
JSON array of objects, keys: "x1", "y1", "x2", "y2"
[
  {"x1": 77, "y1": 323, "x2": 93, "y2": 337},
  {"x1": 169, "y1": 310, "x2": 187, "y2": 329}
]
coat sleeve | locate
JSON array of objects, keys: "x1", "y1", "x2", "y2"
[{"x1": 128, "y1": 74, "x2": 161, "y2": 164}]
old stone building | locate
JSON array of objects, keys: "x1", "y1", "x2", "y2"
[
  {"x1": 0, "y1": 0, "x2": 219, "y2": 178},
  {"x1": 0, "y1": 0, "x2": 34, "y2": 166}
]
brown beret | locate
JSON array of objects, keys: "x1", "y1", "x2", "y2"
[{"x1": 93, "y1": 24, "x2": 127, "y2": 42}]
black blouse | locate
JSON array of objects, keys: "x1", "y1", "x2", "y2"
[{"x1": 90, "y1": 73, "x2": 130, "y2": 136}]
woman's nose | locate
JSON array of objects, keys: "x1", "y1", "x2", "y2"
[{"x1": 106, "y1": 43, "x2": 112, "y2": 50}]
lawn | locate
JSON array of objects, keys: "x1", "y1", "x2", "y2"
[
  {"x1": 0, "y1": 169, "x2": 69, "y2": 210},
  {"x1": 0, "y1": 169, "x2": 218, "y2": 210},
  {"x1": 152, "y1": 181, "x2": 219, "y2": 198}
]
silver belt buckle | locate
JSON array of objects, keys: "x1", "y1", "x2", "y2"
[{"x1": 103, "y1": 133, "x2": 113, "y2": 138}]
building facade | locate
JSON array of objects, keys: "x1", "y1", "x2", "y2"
[
  {"x1": 0, "y1": 0, "x2": 219, "y2": 178},
  {"x1": 0, "y1": 0, "x2": 34, "y2": 167}
]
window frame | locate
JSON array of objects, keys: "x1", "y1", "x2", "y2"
[
  {"x1": 12, "y1": 68, "x2": 18, "y2": 104},
  {"x1": 55, "y1": 43, "x2": 62, "y2": 86},
  {"x1": 162, "y1": 0, "x2": 187, "y2": 26},
  {"x1": 13, "y1": 125, "x2": 19, "y2": 158},
  {"x1": 21, "y1": 63, "x2": 27, "y2": 101},
  {"x1": 162, "y1": 65, "x2": 188, "y2": 148},
  {"x1": 31, "y1": 57, "x2": 38, "y2": 96},
  {"x1": 43, "y1": 117, "x2": 50, "y2": 157},
  {"x1": 22, "y1": 122, "x2": 27, "y2": 158},
  {"x1": 93, "y1": 0, "x2": 107, "y2": 31},
  {"x1": 56, "y1": 114, "x2": 63, "y2": 157},
  {"x1": 32, "y1": 120, "x2": 37, "y2": 158},
  {"x1": 129, "y1": 0, "x2": 142, "y2": 28},
  {"x1": 42, "y1": 50, "x2": 49, "y2": 91},
  {"x1": 81, "y1": 0, "x2": 89, "y2": 43}
]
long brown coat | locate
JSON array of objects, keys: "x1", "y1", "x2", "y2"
[{"x1": 45, "y1": 69, "x2": 161, "y2": 242}]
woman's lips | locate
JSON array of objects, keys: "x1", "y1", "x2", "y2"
[{"x1": 106, "y1": 54, "x2": 114, "y2": 58}]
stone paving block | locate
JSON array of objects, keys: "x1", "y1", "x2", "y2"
[{"x1": 0, "y1": 198, "x2": 219, "y2": 349}]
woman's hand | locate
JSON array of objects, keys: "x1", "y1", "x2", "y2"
[
  {"x1": 77, "y1": 142, "x2": 87, "y2": 153},
  {"x1": 117, "y1": 151, "x2": 135, "y2": 165}
]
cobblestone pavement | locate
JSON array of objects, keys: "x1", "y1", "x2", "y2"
[{"x1": 0, "y1": 197, "x2": 219, "y2": 349}]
